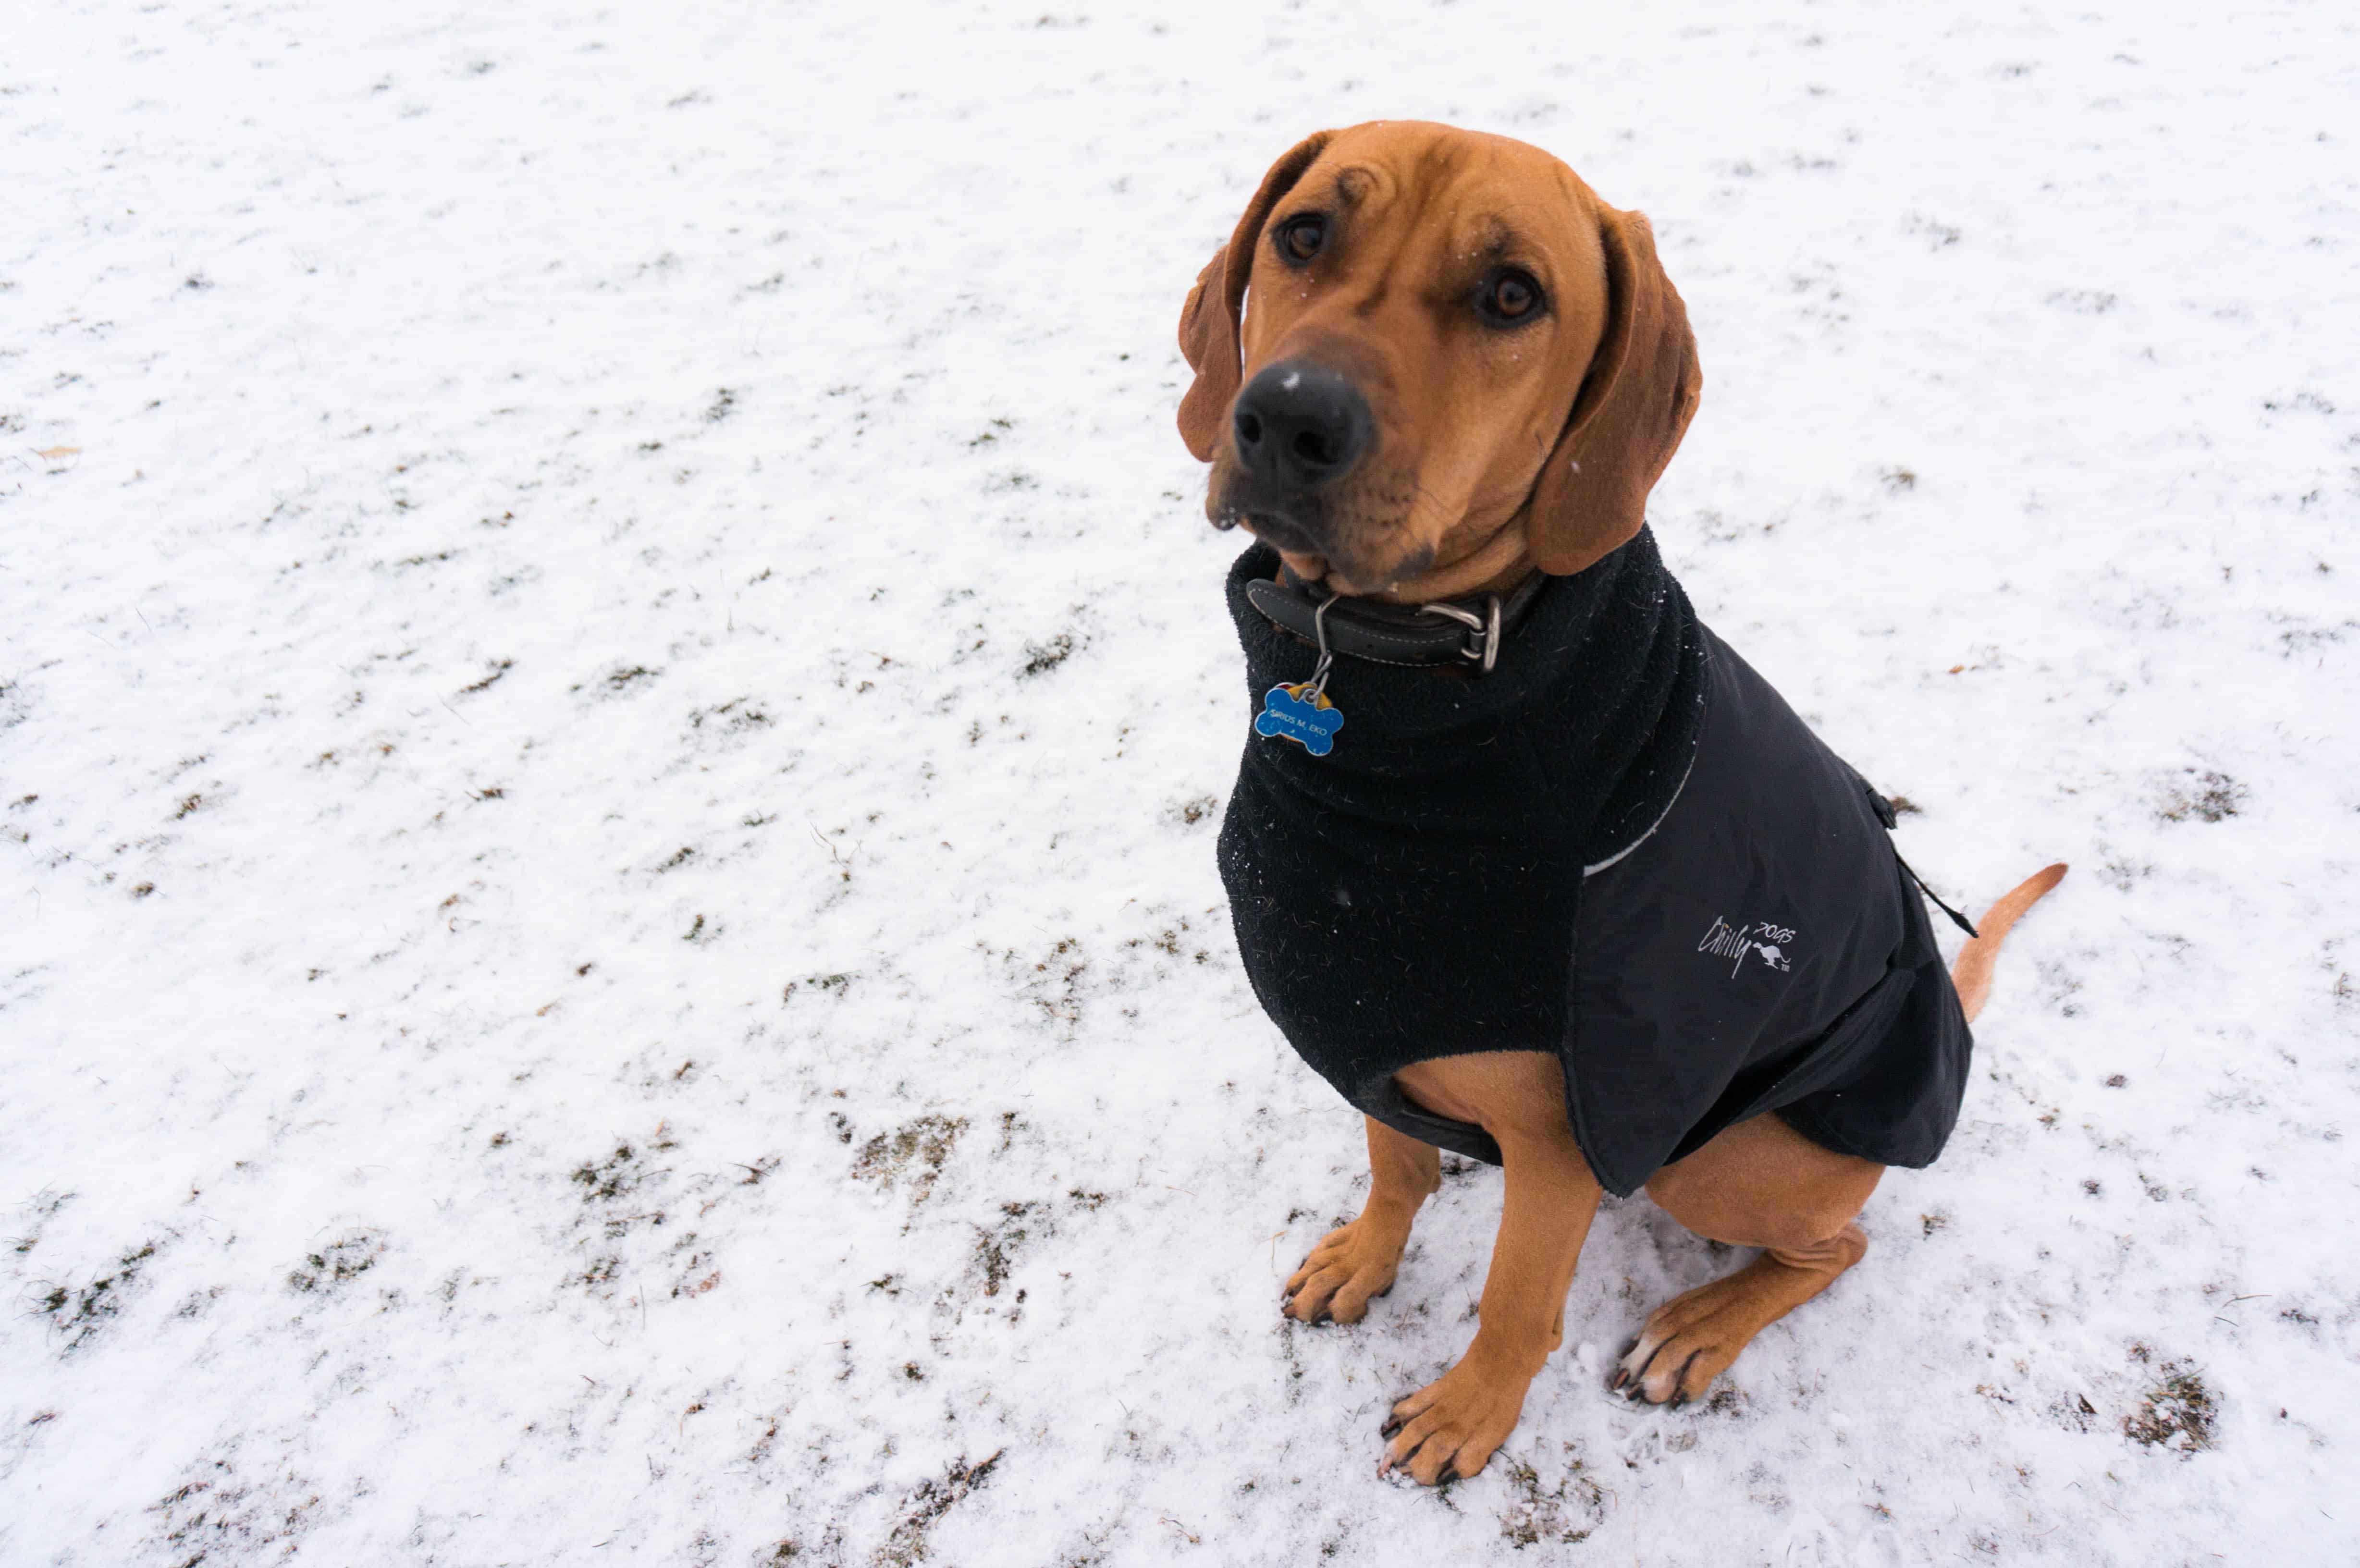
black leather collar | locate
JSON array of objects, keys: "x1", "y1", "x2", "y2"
[{"x1": 1243, "y1": 566, "x2": 1552, "y2": 674}]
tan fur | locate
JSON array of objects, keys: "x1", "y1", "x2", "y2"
[
  {"x1": 1176, "y1": 121, "x2": 1696, "y2": 602},
  {"x1": 1952, "y1": 863, "x2": 2070, "y2": 1024},
  {"x1": 1190, "y1": 123, "x2": 2069, "y2": 1483}
]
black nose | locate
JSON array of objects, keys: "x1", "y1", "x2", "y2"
[{"x1": 1231, "y1": 360, "x2": 1372, "y2": 492}]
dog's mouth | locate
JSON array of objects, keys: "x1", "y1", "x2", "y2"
[
  {"x1": 1211, "y1": 483, "x2": 1328, "y2": 558},
  {"x1": 1235, "y1": 508, "x2": 1320, "y2": 556},
  {"x1": 1229, "y1": 514, "x2": 1431, "y2": 598},
  {"x1": 1211, "y1": 463, "x2": 1439, "y2": 594},
  {"x1": 1235, "y1": 511, "x2": 1350, "y2": 592},
  {"x1": 1214, "y1": 478, "x2": 1342, "y2": 561}
]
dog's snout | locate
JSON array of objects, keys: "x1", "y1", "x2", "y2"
[{"x1": 1231, "y1": 361, "x2": 1372, "y2": 492}]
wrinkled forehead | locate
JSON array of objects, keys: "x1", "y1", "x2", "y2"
[{"x1": 1281, "y1": 127, "x2": 1596, "y2": 280}]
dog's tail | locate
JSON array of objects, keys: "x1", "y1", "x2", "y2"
[{"x1": 1950, "y1": 863, "x2": 2068, "y2": 1024}]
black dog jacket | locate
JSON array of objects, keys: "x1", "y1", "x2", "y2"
[{"x1": 1217, "y1": 531, "x2": 1971, "y2": 1198}]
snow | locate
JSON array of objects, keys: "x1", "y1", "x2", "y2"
[{"x1": 4, "y1": 0, "x2": 2357, "y2": 1561}]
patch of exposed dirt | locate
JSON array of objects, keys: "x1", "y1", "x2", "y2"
[
  {"x1": 2124, "y1": 1359, "x2": 2216, "y2": 1453},
  {"x1": 39, "y1": 1240, "x2": 157, "y2": 1353},
  {"x1": 565, "y1": 1129, "x2": 679, "y2": 1293},
  {"x1": 875, "y1": 1449, "x2": 1003, "y2": 1566},
  {"x1": 1499, "y1": 1446, "x2": 1607, "y2": 1546},
  {"x1": 852, "y1": 1115, "x2": 967, "y2": 1207},
  {"x1": 2157, "y1": 768, "x2": 2246, "y2": 823},
  {"x1": 975, "y1": 1201, "x2": 1043, "y2": 1298},
  {"x1": 288, "y1": 1230, "x2": 386, "y2": 1294},
  {"x1": 148, "y1": 1450, "x2": 321, "y2": 1562},
  {"x1": 572, "y1": 1141, "x2": 650, "y2": 1204},
  {"x1": 1019, "y1": 633, "x2": 1075, "y2": 677}
]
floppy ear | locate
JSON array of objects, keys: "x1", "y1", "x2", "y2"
[
  {"x1": 1176, "y1": 130, "x2": 1337, "y2": 462},
  {"x1": 1525, "y1": 206, "x2": 1702, "y2": 575}
]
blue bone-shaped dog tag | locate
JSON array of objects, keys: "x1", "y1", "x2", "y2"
[{"x1": 1255, "y1": 683, "x2": 1344, "y2": 757}]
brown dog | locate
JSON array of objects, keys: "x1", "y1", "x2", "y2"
[{"x1": 1177, "y1": 122, "x2": 2064, "y2": 1486}]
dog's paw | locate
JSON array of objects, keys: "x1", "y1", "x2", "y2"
[
  {"x1": 1611, "y1": 1229, "x2": 1868, "y2": 1406},
  {"x1": 1281, "y1": 1215, "x2": 1409, "y2": 1325},
  {"x1": 1608, "y1": 1279, "x2": 1755, "y2": 1406},
  {"x1": 1610, "y1": 1259, "x2": 1802, "y2": 1405},
  {"x1": 1377, "y1": 1355, "x2": 1534, "y2": 1484}
]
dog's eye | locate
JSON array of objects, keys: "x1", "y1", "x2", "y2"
[
  {"x1": 1276, "y1": 215, "x2": 1327, "y2": 264},
  {"x1": 1477, "y1": 268, "x2": 1544, "y2": 326}
]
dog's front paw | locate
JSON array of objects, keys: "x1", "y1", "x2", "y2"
[
  {"x1": 1281, "y1": 1215, "x2": 1409, "y2": 1325},
  {"x1": 1378, "y1": 1354, "x2": 1535, "y2": 1484}
]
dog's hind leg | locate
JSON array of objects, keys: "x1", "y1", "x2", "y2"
[
  {"x1": 1618, "y1": 1112, "x2": 1883, "y2": 1405},
  {"x1": 1614, "y1": 865, "x2": 2068, "y2": 1404},
  {"x1": 1282, "y1": 1116, "x2": 1441, "y2": 1326}
]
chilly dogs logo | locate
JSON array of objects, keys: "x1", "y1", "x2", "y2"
[{"x1": 1696, "y1": 916, "x2": 1795, "y2": 978}]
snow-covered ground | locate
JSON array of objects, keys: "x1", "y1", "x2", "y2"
[{"x1": 5, "y1": 1, "x2": 2357, "y2": 1561}]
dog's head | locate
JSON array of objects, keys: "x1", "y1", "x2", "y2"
[{"x1": 1177, "y1": 122, "x2": 1700, "y2": 596}]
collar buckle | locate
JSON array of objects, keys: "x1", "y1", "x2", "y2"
[{"x1": 1416, "y1": 594, "x2": 1505, "y2": 674}]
